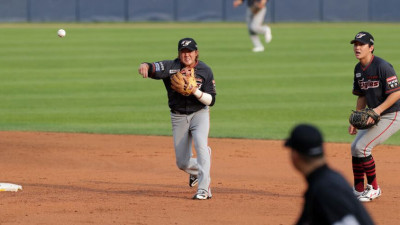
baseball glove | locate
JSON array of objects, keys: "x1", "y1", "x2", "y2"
[
  {"x1": 250, "y1": 5, "x2": 261, "y2": 14},
  {"x1": 349, "y1": 108, "x2": 381, "y2": 130},
  {"x1": 170, "y1": 68, "x2": 197, "y2": 96}
]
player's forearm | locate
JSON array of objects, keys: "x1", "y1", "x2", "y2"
[
  {"x1": 375, "y1": 91, "x2": 400, "y2": 114},
  {"x1": 193, "y1": 88, "x2": 213, "y2": 106},
  {"x1": 356, "y1": 96, "x2": 367, "y2": 110}
]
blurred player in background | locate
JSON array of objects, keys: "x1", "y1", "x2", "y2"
[
  {"x1": 285, "y1": 124, "x2": 375, "y2": 225},
  {"x1": 349, "y1": 31, "x2": 400, "y2": 202},
  {"x1": 233, "y1": 0, "x2": 272, "y2": 52},
  {"x1": 137, "y1": 38, "x2": 217, "y2": 200}
]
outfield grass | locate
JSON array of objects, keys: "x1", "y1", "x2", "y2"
[{"x1": 1, "y1": 22, "x2": 400, "y2": 144}]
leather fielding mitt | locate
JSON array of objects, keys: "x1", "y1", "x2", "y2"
[
  {"x1": 171, "y1": 68, "x2": 197, "y2": 96},
  {"x1": 349, "y1": 108, "x2": 381, "y2": 130},
  {"x1": 250, "y1": 5, "x2": 261, "y2": 14}
]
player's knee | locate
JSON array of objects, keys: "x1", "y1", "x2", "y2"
[
  {"x1": 249, "y1": 25, "x2": 259, "y2": 33},
  {"x1": 248, "y1": 29, "x2": 256, "y2": 35},
  {"x1": 350, "y1": 141, "x2": 357, "y2": 152},
  {"x1": 176, "y1": 161, "x2": 189, "y2": 170},
  {"x1": 351, "y1": 141, "x2": 366, "y2": 157}
]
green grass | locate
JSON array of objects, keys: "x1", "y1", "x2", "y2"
[{"x1": 1, "y1": 22, "x2": 400, "y2": 144}]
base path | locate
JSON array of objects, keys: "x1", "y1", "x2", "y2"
[{"x1": 1, "y1": 131, "x2": 399, "y2": 225}]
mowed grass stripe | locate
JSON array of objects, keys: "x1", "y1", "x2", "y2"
[{"x1": 1, "y1": 23, "x2": 400, "y2": 144}]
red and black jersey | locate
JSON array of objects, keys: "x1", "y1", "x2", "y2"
[
  {"x1": 147, "y1": 58, "x2": 216, "y2": 114},
  {"x1": 352, "y1": 55, "x2": 400, "y2": 114}
]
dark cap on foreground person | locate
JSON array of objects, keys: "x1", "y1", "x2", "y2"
[
  {"x1": 350, "y1": 31, "x2": 374, "y2": 45},
  {"x1": 178, "y1": 37, "x2": 198, "y2": 51},
  {"x1": 285, "y1": 124, "x2": 324, "y2": 156}
]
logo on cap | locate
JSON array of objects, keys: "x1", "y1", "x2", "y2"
[
  {"x1": 178, "y1": 38, "x2": 198, "y2": 51},
  {"x1": 356, "y1": 33, "x2": 366, "y2": 39},
  {"x1": 181, "y1": 40, "x2": 192, "y2": 47}
]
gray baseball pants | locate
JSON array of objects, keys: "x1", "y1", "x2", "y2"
[
  {"x1": 170, "y1": 106, "x2": 211, "y2": 193},
  {"x1": 246, "y1": 7, "x2": 268, "y2": 35},
  {"x1": 351, "y1": 111, "x2": 400, "y2": 157}
]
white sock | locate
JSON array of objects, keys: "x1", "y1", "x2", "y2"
[{"x1": 250, "y1": 35, "x2": 263, "y2": 48}]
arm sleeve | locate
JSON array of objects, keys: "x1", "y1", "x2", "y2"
[
  {"x1": 202, "y1": 67, "x2": 217, "y2": 106},
  {"x1": 352, "y1": 68, "x2": 364, "y2": 96},
  {"x1": 193, "y1": 89, "x2": 216, "y2": 106},
  {"x1": 210, "y1": 93, "x2": 216, "y2": 106},
  {"x1": 146, "y1": 60, "x2": 174, "y2": 79},
  {"x1": 382, "y1": 64, "x2": 400, "y2": 94},
  {"x1": 203, "y1": 68, "x2": 216, "y2": 94}
]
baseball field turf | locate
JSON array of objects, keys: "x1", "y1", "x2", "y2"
[{"x1": 1, "y1": 22, "x2": 400, "y2": 144}]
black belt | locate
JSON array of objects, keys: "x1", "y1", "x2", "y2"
[{"x1": 171, "y1": 109, "x2": 194, "y2": 115}]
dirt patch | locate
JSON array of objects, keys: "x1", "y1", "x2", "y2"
[{"x1": 1, "y1": 131, "x2": 399, "y2": 225}]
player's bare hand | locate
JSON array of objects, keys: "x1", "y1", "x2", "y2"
[
  {"x1": 138, "y1": 63, "x2": 149, "y2": 78},
  {"x1": 366, "y1": 108, "x2": 381, "y2": 125},
  {"x1": 366, "y1": 117, "x2": 375, "y2": 125},
  {"x1": 348, "y1": 125, "x2": 357, "y2": 135},
  {"x1": 233, "y1": 0, "x2": 242, "y2": 8}
]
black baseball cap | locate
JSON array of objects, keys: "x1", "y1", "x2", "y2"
[
  {"x1": 350, "y1": 31, "x2": 374, "y2": 45},
  {"x1": 178, "y1": 38, "x2": 198, "y2": 51},
  {"x1": 285, "y1": 124, "x2": 324, "y2": 156}
]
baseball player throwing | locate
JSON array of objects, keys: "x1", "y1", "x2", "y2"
[
  {"x1": 349, "y1": 31, "x2": 400, "y2": 202},
  {"x1": 138, "y1": 38, "x2": 216, "y2": 200},
  {"x1": 233, "y1": 0, "x2": 272, "y2": 52}
]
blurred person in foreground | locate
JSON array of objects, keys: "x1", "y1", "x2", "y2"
[{"x1": 285, "y1": 124, "x2": 375, "y2": 225}]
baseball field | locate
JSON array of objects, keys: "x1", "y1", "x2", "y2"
[{"x1": 1, "y1": 22, "x2": 400, "y2": 224}]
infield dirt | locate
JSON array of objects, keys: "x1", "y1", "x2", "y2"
[{"x1": 1, "y1": 131, "x2": 400, "y2": 225}]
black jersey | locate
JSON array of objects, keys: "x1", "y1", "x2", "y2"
[
  {"x1": 243, "y1": 0, "x2": 261, "y2": 7},
  {"x1": 352, "y1": 55, "x2": 400, "y2": 114},
  {"x1": 148, "y1": 58, "x2": 216, "y2": 114},
  {"x1": 296, "y1": 165, "x2": 375, "y2": 225}
]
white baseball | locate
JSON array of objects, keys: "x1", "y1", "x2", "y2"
[{"x1": 57, "y1": 29, "x2": 66, "y2": 38}]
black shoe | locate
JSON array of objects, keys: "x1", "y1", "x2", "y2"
[{"x1": 189, "y1": 174, "x2": 198, "y2": 187}]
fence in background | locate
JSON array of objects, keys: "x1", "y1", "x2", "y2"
[{"x1": 1, "y1": 0, "x2": 400, "y2": 22}]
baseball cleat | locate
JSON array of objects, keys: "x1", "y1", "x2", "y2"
[
  {"x1": 265, "y1": 26, "x2": 272, "y2": 43},
  {"x1": 192, "y1": 189, "x2": 212, "y2": 200},
  {"x1": 189, "y1": 174, "x2": 198, "y2": 187},
  {"x1": 252, "y1": 46, "x2": 264, "y2": 52},
  {"x1": 358, "y1": 184, "x2": 381, "y2": 202}
]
